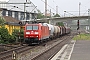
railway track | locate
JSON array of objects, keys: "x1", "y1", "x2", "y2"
[
  {"x1": 0, "y1": 45, "x2": 36, "y2": 60},
  {"x1": 0, "y1": 33, "x2": 74, "y2": 60},
  {"x1": 31, "y1": 35, "x2": 73, "y2": 60},
  {"x1": 0, "y1": 43, "x2": 24, "y2": 52}
]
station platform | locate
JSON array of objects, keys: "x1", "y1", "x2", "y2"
[{"x1": 51, "y1": 40, "x2": 90, "y2": 60}]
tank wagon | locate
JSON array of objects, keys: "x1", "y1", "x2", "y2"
[{"x1": 24, "y1": 23, "x2": 71, "y2": 44}]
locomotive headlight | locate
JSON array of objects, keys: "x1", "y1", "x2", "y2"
[
  {"x1": 26, "y1": 36, "x2": 28, "y2": 37},
  {"x1": 35, "y1": 32, "x2": 38, "y2": 34},
  {"x1": 26, "y1": 32, "x2": 30, "y2": 34}
]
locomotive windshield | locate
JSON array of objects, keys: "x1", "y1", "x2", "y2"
[
  {"x1": 33, "y1": 26, "x2": 38, "y2": 30},
  {"x1": 26, "y1": 26, "x2": 32, "y2": 30},
  {"x1": 26, "y1": 25, "x2": 38, "y2": 30}
]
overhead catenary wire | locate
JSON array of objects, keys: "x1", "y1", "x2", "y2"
[
  {"x1": 52, "y1": 0, "x2": 64, "y2": 16},
  {"x1": 41, "y1": 0, "x2": 56, "y2": 11},
  {"x1": 28, "y1": 0, "x2": 39, "y2": 13},
  {"x1": 6, "y1": 0, "x2": 39, "y2": 13},
  {"x1": 53, "y1": 0, "x2": 90, "y2": 16},
  {"x1": 41, "y1": 0, "x2": 63, "y2": 16}
]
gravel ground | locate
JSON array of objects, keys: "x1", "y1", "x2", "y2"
[{"x1": 17, "y1": 35, "x2": 72, "y2": 60}]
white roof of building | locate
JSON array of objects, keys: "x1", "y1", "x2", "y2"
[{"x1": 0, "y1": 0, "x2": 38, "y2": 13}]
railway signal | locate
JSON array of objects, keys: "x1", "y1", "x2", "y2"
[{"x1": 77, "y1": 20, "x2": 79, "y2": 30}]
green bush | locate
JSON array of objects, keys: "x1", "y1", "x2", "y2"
[
  {"x1": 0, "y1": 26, "x2": 16, "y2": 44},
  {"x1": 0, "y1": 26, "x2": 24, "y2": 44},
  {"x1": 8, "y1": 35, "x2": 16, "y2": 43},
  {"x1": 0, "y1": 26, "x2": 9, "y2": 43},
  {"x1": 0, "y1": 40, "x2": 4, "y2": 44},
  {"x1": 12, "y1": 29, "x2": 24, "y2": 43}
]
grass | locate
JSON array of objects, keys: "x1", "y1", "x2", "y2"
[{"x1": 73, "y1": 33, "x2": 90, "y2": 40}]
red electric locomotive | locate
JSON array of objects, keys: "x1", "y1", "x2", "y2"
[{"x1": 24, "y1": 23, "x2": 49, "y2": 44}]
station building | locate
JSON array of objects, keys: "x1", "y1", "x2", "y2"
[
  {"x1": 0, "y1": 0, "x2": 37, "y2": 34},
  {"x1": 0, "y1": 8, "x2": 37, "y2": 35}
]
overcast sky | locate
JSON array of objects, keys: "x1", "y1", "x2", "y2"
[
  {"x1": 30, "y1": 0, "x2": 90, "y2": 16},
  {"x1": 0, "y1": 0, "x2": 90, "y2": 16},
  {"x1": 0, "y1": 0, "x2": 8, "y2": 2}
]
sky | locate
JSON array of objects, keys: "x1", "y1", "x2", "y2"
[
  {"x1": 30, "y1": 0, "x2": 90, "y2": 16},
  {"x1": 0, "y1": 0, "x2": 9, "y2": 2},
  {"x1": 0, "y1": 0, "x2": 90, "y2": 16}
]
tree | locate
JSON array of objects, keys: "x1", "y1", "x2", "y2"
[
  {"x1": 0, "y1": 17, "x2": 5, "y2": 26},
  {"x1": 0, "y1": 26, "x2": 10, "y2": 44},
  {"x1": 0, "y1": 26, "x2": 17, "y2": 44},
  {"x1": 54, "y1": 14, "x2": 60, "y2": 17},
  {"x1": 0, "y1": 17, "x2": 14, "y2": 44},
  {"x1": 56, "y1": 22, "x2": 64, "y2": 26},
  {"x1": 37, "y1": 10, "x2": 45, "y2": 19},
  {"x1": 37, "y1": 13, "x2": 45, "y2": 19}
]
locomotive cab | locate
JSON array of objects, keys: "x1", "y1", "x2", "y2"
[{"x1": 24, "y1": 23, "x2": 42, "y2": 44}]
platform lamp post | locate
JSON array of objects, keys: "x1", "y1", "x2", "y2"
[{"x1": 79, "y1": 2, "x2": 81, "y2": 16}]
